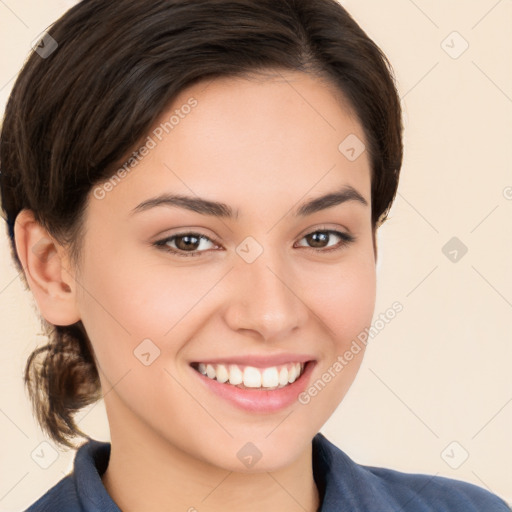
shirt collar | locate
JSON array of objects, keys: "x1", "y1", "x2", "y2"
[{"x1": 73, "y1": 438, "x2": 121, "y2": 512}]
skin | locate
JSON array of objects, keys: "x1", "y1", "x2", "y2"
[{"x1": 15, "y1": 69, "x2": 377, "y2": 512}]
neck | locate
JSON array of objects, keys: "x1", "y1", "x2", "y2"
[{"x1": 101, "y1": 402, "x2": 320, "y2": 512}]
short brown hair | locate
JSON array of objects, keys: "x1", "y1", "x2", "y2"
[{"x1": 0, "y1": 0, "x2": 403, "y2": 448}]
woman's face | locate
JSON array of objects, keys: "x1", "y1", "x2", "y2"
[{"x1": 74, "y1": 70, "x2": 376, "y2": 471}]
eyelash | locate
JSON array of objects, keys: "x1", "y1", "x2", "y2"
[{"x1": 153, "y1": 227, "x2": 356, "y2": 258}]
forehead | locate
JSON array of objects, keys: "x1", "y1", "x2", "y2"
[
  {"x1": 167, "y1": 69, "x2": 366, "y2": 162},
  {"x1": 90, "y1": 70, "x2": 371, "y2": 219}
]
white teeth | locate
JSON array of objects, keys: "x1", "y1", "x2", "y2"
[
  {"x1": 278, "y1": 367, "x2": 289, "y2": 386},
  {"x1": 195, "y1": 362, "x2": 305, "y2": 389},
  {"x1": 206, "y1": 364, "x2": 216, "y2": 379},
  {"x1": 216, "y1": 364, "x2": 229, "y2": 383},
  {"x1": 243, "y1": 367, "x2": 262, "y2": 388},
  {"x1": 228, "y1": 364, "x2": 243, "y2": 385},
  {"x1": 262, "y1": 367, "x2": 279, "y2": 388}
]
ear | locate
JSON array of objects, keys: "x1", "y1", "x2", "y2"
[{"x1": 14, "y1": 209, "x2": 81, "y2": 326}]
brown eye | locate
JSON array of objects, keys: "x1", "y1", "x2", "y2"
[
  {"x1": 173, "y1": 234, "x2": 202, "y2": 251},
  {"x1": 305, "y1": 231, "x2": 330, "y2": 248},
  {"x1": 154, "y1": 232, "x2": 218, "y2": 257},
  {"x1": 296, "y1": 229, "x2": 355, "y2": 252}
]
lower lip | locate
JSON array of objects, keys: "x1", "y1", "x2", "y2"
[{"x1": 191, "y1": 362, "x2": 316, "y2": 413}]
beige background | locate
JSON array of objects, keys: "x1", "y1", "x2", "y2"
[{"x1": 1, "y1": 0, "x2": 511, "y2": 510}]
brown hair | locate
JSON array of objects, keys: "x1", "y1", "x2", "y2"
[{"x1": 0, "y1": 0, "x2": 403, "y2": 448}]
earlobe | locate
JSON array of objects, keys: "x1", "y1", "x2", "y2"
[{"x1": 14, "y1": 209, "x2": 81, "y2": 326}]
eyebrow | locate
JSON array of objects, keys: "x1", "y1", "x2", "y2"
[{"x1": 129, "y1": 185, "x2": 368, "y2": 219}]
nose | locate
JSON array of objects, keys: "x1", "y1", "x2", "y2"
[{"x1": 223, "y1": 248, "x2": 309, "y2": 342}]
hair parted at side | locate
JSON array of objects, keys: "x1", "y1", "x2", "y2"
[{"x1": 0, "y1": 0, "x2": 403, "y2": 448}]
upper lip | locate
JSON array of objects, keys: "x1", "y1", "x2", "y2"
[{"x1": 190, "y1": 353, "x2": 315, "y2": 368}]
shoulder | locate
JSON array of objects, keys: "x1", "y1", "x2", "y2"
[
  {"x1": 24, "y1": 438, "x2": 117, "y2": 512},
  {"x1": 364, "y1": 464, "x2": 511, "y2": 511},
  {"x1": 24, "y1": 475, "x2": 80, "y2": 511},
  {"x1": 313, "y1": 433, "x2": 511, "y2": 511}
]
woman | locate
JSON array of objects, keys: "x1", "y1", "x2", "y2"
[{"x1": 1, "y1": 0, "x2": 509, "y2": 510}]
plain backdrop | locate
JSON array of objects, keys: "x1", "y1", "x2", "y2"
[{"x1": 1, "y1": 0, "x2": 511, "y2": 510}]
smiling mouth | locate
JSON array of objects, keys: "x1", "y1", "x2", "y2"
[{"x1": 190, "y1": 361, "x2": 309, "y2": 390}]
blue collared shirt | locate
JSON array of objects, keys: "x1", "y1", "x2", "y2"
[{"x1": 25, "y1": 433, "x2": 510, "y2": 511}]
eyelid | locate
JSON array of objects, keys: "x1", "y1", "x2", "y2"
[{"x1": 297, "y1": 223, "x2": 351, "y2": 239}]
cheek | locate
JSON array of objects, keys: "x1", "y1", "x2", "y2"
[
  {"x1": 334, "y1": 267, "x2": 376, "y2": 344},
  {"x1": 296, "y1": 257, "x2": 376, "y2": 412},
  {"x1": 74, "y1": 244, "x2": 165, "y2": 373},
  {"x1": 301, "y1": 251, "x2": 376, "y2": 347},
  {"x1": 75, "y1": 244, "x2": 222, "y2": 372}
]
